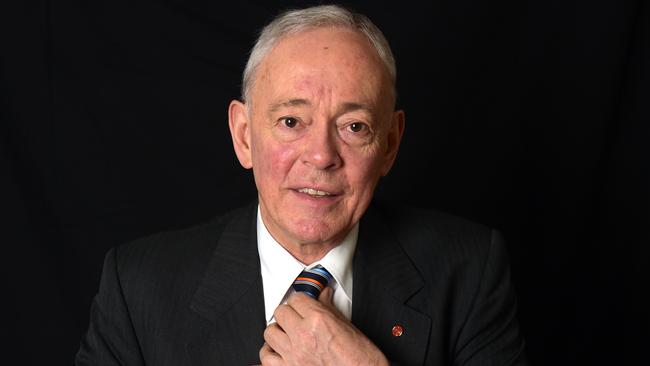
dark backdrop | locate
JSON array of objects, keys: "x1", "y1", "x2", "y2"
[{"x1": 1, "y1": 1, "x2": 648, "y2": 365}]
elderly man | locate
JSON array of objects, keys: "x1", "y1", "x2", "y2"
[{"x1": 76, "y1": 5, "x2": 528, "y2": 365}]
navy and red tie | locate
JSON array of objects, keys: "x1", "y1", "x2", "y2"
[{"x1": 292, "y1": 266, "x2": 333, "y2": 299}]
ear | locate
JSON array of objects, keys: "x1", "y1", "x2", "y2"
[
  {"x1": 380, "y1": 109, "x2": 405, "y2": 176},
  {"x1": 228, "y1": 99, "x2": 253, "y2": 169}
]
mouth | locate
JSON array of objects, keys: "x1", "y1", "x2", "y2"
[{"x1": 296, "y1": 187, "x2": 336, "y2": 197}]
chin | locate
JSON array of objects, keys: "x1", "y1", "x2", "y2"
[{"x1": 290, "y1": 219, "x2": 343, "y2": 246}]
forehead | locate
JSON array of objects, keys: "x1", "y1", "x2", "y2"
[{"x1": 252, "y1": 27, "x2": 391, "y2": 109}]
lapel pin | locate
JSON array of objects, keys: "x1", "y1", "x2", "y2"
[{"x1": 391, "y1": 324, "x2": 404, "y2": 337}]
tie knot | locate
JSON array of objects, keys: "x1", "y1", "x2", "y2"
[{"x1": 292, "y1": 266, "x2": 333, "y2": 299}]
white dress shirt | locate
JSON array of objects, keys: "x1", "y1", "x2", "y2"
[{"x1": 257, "y1": 206, "x2": 357, "y2": 325}]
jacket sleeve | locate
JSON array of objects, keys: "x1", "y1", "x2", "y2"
[
  {"x1": 454, "y1": 230, "x2": 530, "y2": 366},
  {"x1": 75, "y1": 248, "x2": 145, "y2": 366}
]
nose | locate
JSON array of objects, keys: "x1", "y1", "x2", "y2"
[{"x1": 301, "y1": 124, "x2": 342, "y2": 170}]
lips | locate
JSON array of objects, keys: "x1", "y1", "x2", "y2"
[
  {"x1": 293, "y1": 186, "x2": 342, "y2": 198},
  {"x1": 297, "y1": 187, "x2": 332, "y2": 196}
]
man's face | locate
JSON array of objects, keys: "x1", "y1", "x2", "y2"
[{"x1": 230, "y1": 26, "x2": 404, "y2": 251}]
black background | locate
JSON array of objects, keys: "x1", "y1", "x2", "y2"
[{"x1": 1, "y1": 1, "x2": 648, "y2": 365}]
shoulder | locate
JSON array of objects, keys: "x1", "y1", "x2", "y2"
[
  {"x1": 371, "y1": 201, "x2": 495, "y2": 247},
  {"x1": 369, "y1": 201, "x2": 504, "y2": 281},
  {"x1": 109, "y1": 204, "x2": 254, "y2": 301},
  {"x1": 378, "y1": 202, "x2": 490, "y2": 236}
]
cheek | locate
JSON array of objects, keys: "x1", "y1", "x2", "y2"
[
  {"x1": 252, "y1": 138, "x2": 298, "y2": 182},
  {"x1": 345, "y1": 148, "x2": 384, "y2": 191}
]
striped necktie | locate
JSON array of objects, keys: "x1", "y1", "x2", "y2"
[{"x1": 292, "y1": 266, "x2": 333, "y2": 299}]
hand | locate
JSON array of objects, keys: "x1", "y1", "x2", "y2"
[{"x1": 259, "y1": 287, "x2": 389, "y2": 366}]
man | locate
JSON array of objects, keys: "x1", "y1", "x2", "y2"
[{"x1": 76, "y1": 5, "x2": 528, "y2": 365}]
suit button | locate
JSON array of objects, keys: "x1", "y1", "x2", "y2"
[{"x1": 391, "y1": 324, "x2": 404, "y2": 337}]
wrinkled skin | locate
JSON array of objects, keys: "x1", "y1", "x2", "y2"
[{"x1": 260, "y1": 288, "x2": 389, "y2": 366}]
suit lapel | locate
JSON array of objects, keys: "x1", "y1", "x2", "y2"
[
  {"x1": 186, "y1": 204, "x2": 266, "y2": 365},
  {"x1": 352, "y1": 205, "x2": 431, "y2": 365},
  {"x1": 182, "y1": 202, "x2": 431, "y2": 364}
]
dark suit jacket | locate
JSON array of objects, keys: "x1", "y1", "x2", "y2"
[{"x1": 75, "y1": 202, "x2": 528, "y2": 365}]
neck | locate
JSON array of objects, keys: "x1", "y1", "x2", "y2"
[
  {"x1": 257, "y1": 204, "x2": 349, "y2": 265},
  {"x1": 283, "y1": 242, "x2": 338, "y2": 265}
]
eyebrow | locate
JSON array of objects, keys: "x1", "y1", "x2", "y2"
[
  {"x1": 268, "y1": 99, "x2": 374, "y2": 115},
  {"x1": 340, "y1": 102, "x2": 374, "y2": 115},
  {"x1": 268, "y1": 99, "x2": 311, "y2": 113}
]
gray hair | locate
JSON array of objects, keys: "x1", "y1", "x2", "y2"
[{"x1": 241, "y1": 5, "x2": 397, "y2": 105}]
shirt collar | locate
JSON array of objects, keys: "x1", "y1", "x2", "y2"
[{"x1": 256, "y1": 206, "x2": 357, "y2": 323}]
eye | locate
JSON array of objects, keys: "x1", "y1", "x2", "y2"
[
  {"x1": 348, "y1": 122, "x2": 366, "y2": 133},
  {"x1": 281, "y1": 117, "x2": 298, "y2": 128},
  {"x1": 339, "y1": 120, "x2": 372, "y2": 146}
]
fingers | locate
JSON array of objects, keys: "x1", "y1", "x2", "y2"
[
  {"x1": 263, "y1": 322, "x2": 290, "y2": 356},
  {"x1": 287, "y1": 291, "x2": 325, "y2": 316},
  {"x1": 288, "y1": 288, "x2": 340, "y2": 321},
  {"x1": 318, "y1": 286, "x2": 346, "y2": 318},
  {"x1": 259, "y1": 342, "x2": 283, "y2": 366},
  {"x1": 318, "y1": 286, "x2": 334, "y2": 305},
  {"x1": 265, "y1": 291, "x2": 380, "y2": 365},
  {"x1": 273, "y1": 302, "x2": 302, "y2": 330}
]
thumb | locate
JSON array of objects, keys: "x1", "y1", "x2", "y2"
[{"x1": 318, "y1": 286, "x2": 334, "y2": 305}]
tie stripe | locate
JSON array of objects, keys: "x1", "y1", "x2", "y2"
[{"x1": 292, "y1": 266, "x2": 333, "y2": 299}]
